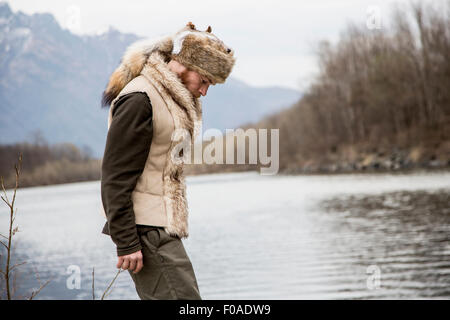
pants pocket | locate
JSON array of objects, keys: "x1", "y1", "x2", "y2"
[
  {"x1": 140, "y1": 227, "x2": 161, "y2": 252},
  {"x1": 131, "y1": 228, "x2": 201, "y2": 300}
]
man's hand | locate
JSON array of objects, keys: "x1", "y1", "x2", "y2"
[{"x1": 117, "y1": 250, "x2": 143, "y2": 274}]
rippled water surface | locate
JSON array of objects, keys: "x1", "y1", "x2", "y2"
[{"x1": 0, "y1": 170, "x2": 449, "y2": 299}]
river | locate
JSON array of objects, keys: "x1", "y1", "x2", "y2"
[{"x1": 0, "y1": 170, "x2": 449, "y2": 299}]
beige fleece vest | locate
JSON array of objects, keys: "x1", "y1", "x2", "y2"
[{"x1": 100, "y1": 52, "x2": 202, "y2": 238}]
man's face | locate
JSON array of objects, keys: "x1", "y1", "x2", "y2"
[{"x1": 180, "y1": 69, "x2": 213, "y2": 98}]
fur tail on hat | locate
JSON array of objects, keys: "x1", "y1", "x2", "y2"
[{"x1": 101, "y1": 35, "x2": 173, "y2": 107}]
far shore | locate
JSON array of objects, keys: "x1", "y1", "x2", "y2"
[{"x1": 4, "y1": 164, "x2": 449, "y2": 191}]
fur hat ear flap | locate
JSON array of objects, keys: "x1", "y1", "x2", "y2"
[
  {"x1": 102, "y1": 35, "x2": 174, "y2": 107},
  {"x1": 101, "y1": 49, "x2": 146, "y2": 107}
]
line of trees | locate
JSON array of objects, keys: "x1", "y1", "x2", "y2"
[
  {"x1": 186, "y1": 1, "x2": 450, "y2": 175},
  {"x1": 308, "y1": 2, "x2": 448, "y2": 146},
  {"x1": 0, "y1": 134, "x2": 100, "y2": 188},
  {"x1": 247, "y1": 1, "x2": 450, "y2": 172}
]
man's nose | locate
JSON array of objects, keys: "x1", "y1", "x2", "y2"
[{"x1": 199, "y1": 85, "x2": 209, "y2": 96}]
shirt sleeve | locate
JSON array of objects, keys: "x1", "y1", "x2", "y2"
[{"x1": 100, "y1": 92, "x2": 153, "y2": 256}]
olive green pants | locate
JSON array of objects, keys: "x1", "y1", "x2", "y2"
[{"x1": 128, "y1": 226, "x2": 201, "y2": 300}]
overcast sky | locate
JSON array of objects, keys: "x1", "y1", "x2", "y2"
[{"x1": 6, "y1": 0, "x2": 437, "y2": 90}]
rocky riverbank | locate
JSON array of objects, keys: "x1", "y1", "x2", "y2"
[{"x1": 280, "y1": 146, "x2": 450, "y2": 175}]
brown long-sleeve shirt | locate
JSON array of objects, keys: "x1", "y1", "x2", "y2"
[{"x1": 101, "y1": 92, "x2": 156, "y2": 256}]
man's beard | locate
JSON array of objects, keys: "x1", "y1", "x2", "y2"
[
  {"x1": 179, "y1": 70, "x2": 200, "y2": 98},
  {"x1": 179, "y1": 70, "x2": 189, "y2": 87}
]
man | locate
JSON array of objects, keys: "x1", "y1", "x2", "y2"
[{"x1": 100, "y1": 22, "x2": 235, "y2": 300}]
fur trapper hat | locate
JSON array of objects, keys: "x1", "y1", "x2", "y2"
[
  {"x1": 102, "y1": 22, "x2": 235, "y2": 107},
  {"x1": 170, "y1": 22, "x2": 236, "y2": 85}
]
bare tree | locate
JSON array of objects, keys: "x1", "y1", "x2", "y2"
[{"x1": 0, "y1": 154, "x2": 51, "y2": 299}]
